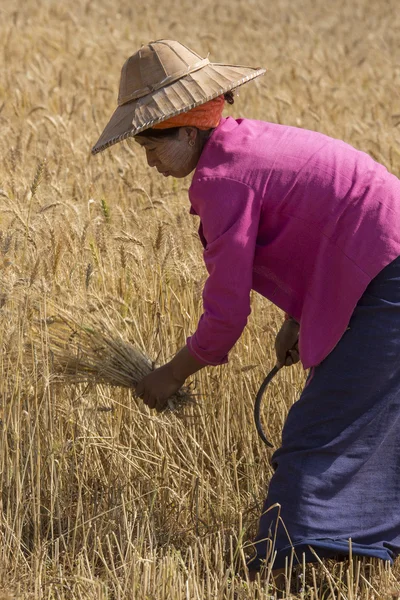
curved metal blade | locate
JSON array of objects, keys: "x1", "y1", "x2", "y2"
[{"x1": 254, "y1": 365, "x2": 281, "y2": 448}]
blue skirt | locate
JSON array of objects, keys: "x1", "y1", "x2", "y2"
[{"x1": 249, "y1": 255, "x2": 400, "y2": 571}]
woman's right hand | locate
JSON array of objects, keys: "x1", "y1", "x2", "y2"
[{"x1": 275, "y1": 317, "x2": 300, "y2": 368}]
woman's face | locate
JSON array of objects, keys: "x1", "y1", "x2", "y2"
[{"x1": 134, "y1": 127, "x2": 201, "y2": 178}]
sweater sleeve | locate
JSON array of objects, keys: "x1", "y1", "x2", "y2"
[{"x1": 187, "y1": 176, "x2": 262, "y2": 365}]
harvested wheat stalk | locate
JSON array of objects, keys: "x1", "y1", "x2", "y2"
[{"x1": 30, "y1": 314, "x2": 194, "y2": 411}]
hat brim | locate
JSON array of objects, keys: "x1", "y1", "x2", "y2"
[{"x1": 91, "y1": 63, "x2": 266, "y2": 155}]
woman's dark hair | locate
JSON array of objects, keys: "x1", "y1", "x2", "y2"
[
  {"x1": 224, "y1": 90, "x2": 235, "y2": 105},
  {"x1": 135, "y1": 91, "x2": 235, "y2": 139}
]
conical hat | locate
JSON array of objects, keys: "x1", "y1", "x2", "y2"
[{"x1": 92, "y1": 39, "x2": 266, "y2": 155}]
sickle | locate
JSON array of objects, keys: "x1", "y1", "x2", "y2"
[{"x1": 254, "y1": 364, "x2": 282, "y2": 448}]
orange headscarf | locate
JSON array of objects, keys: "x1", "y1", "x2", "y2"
[{"x1": 153, "y1": 95, "x2": 225, "y2": 130}]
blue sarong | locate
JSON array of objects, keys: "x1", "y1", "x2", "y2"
[{"x1": 249, "y1": 255, "x2": 400, "y2": 571}]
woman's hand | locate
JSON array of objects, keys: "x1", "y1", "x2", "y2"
[
  {"x1": 135, "y1": 364, "x2": 185, "y2": 412},
  {"x1": 275, "y1": 317, "x2": 300, "y2": 368},
  {"x1": 135, "y1": 346, "x2": 206, "y2": 412}
]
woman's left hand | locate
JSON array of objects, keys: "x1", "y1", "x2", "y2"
[{"x1": 135, "y1": 364, "x2": 185, "y2": 412}]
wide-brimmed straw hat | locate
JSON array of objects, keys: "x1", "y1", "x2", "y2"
[{"x1": 91, "y1": 39, "x2": 266, "y2": 155}]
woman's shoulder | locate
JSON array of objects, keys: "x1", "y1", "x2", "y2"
[
  {"x1": 201, "y1": 117, "x2": 394, "y2": 183},
  {"x1": 192, "y1": 116, "x2": 333, "y2": 188}
]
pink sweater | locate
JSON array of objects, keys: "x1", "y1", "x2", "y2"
[{"x1": 186, "y1": 117, "x2": 400, "y2": 369}]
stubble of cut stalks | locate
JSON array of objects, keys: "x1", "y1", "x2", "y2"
[{"x1": 29, "y1": 310, "x2": 195, "y2": 411}]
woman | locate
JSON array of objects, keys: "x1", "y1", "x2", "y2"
[{"x1": 92, "y1": 39, "x2": 400, "y2": 574}]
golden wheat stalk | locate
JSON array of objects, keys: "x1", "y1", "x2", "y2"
[{"x1": 29, "y1": 312, "x2": 194, "y2": 411}]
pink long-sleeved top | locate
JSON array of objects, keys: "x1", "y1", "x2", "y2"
[{"x1": 186, "y1": 116, "x2": 400, "y2": 369}]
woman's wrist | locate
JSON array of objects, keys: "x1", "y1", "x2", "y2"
[{"x1": 168, "y1": 345, "x2": 207, "y2": 382}]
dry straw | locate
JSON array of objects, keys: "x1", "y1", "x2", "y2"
[{"x1": 29, "y1": 309, "x2": 194, "y2": 411}]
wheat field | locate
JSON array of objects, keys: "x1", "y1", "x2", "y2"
[{"x1": 1, "y1": 0, "x2": 400, "y2": 597}]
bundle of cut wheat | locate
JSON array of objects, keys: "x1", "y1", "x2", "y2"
[{"x1": 29, "y1": 311, "x2": 194, "y2": 411}]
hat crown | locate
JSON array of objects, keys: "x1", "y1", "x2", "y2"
[{"x1": 118, "y1": 40, "x2": 208, "y2": 106}]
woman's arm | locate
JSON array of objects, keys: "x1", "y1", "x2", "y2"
[
  {"x1": 187, "y1": 176, "x2": 262, "y2": 364},
  {"x1": 136, "y1": 176, "x2": 262, "y2": 410}
]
